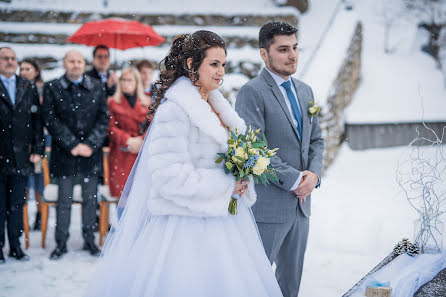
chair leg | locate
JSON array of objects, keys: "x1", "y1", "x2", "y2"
[
  {"x1": 99, "y1": 202, "x2": 110, "y2": 246},
  {"x1": 41, "y1": 202, "x2": 49, "y2": 249},
  {"x1": 23, "y1": 204, "x2": 30, "y2": 249}
]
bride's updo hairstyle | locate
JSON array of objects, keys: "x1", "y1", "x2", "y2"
[{"x1": 148, "y1": 30, "x2": 226, "y2": 116}]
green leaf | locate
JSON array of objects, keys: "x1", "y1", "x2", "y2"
[
  {"x1": 235, "y1": 156, "x2": 245, "y2": 162},
  {"x1": 215, "y1": 156, "x2": 223, "y2": 164},
  {"x1": 224, "y1": 166, "x2": 229, "y2": 174},
  {"x1": 217, "y1": 153, "x2": 227, "y2": 158},
  {"x1": 236, "y1": 175, "x2": 241, "y2": 181},
  {"x1": 225, "y1": 162, "x2": 233, "y2": 170},
  {"x1": 245, "y1": 167, "x2": 250, "y2": 175},
  {"x1": 262, "y1": 133, "x2": 268, "y2": 145},
  {"x1": 267, "y1": 172, "x2": 279, "y2": 183},
  {"x1": 252, "y1": 142, "x2": 264, "y2": 148},
  {"x1": 260, "y1": 174, "x2": 267, "y2": 186},
  {"x1": 230, "y1": 131, "x2": 238, "y2": 141},
  {"x1": 253, "y1": 175, "x2": 259, "y2": 184},
  {"x1": 227, "y1": 139, "x2": 234, "y2": 145}
]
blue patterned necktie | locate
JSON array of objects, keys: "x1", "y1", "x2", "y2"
[{"x1": 281, "y1": 80, "x2": 302, "y2": 138}]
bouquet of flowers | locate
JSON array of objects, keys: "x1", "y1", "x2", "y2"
[{"x1": 216, "y1": 126, "x2": 280, "y2": 215}]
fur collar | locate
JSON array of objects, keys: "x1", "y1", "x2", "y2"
[{"x1": 164, "y1": 77, "x2": 246, "y2": 146}]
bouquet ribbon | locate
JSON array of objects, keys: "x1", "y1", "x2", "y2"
[
  {"x1": 228, "y1": 194, "x2": 240, "y2": 215},
  {"x1": 367, "y1": 279, "x2": 391, "y2": 288}
]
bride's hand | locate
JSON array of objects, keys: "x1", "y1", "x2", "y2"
[{"x1": 233, "y1": 179, "x2": 249, "y2": 196}]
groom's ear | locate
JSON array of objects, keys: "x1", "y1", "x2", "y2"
[{"x1": 260, "y1": 48, "x2": 268, "y2": 63}]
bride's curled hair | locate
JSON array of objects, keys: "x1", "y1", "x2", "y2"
[{"x1": 148, "y1": 30, "x2": 226, "y2": 116}]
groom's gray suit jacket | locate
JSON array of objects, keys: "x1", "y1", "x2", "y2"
[{"x1": 235, "y1": 69, "x2": 324, "y2": 223}]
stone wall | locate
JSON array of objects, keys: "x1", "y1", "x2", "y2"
[
  {"x1": 320, "y1": 22, "x2": 362, "y2": 171},
  {"x1": 0, "y1": 31, "x2": 259, "y2": 50},
  {"x1": 345, "y1": 122, "x2": 446, "y2": 150},
  {"x1": 0, "y1": 8, "x2": 298, "y2": 27}
]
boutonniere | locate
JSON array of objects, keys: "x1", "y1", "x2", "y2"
[{"x1": 307, "y1": 100, "x2": 321, "y2": 124}]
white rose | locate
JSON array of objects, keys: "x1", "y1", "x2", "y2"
[
  {"x1": 252, "y1": 156, "x2": 270, "y2": 175},
  {"x1": 309, "y1": 106, "x2": 317, "y2": 114},
  {"x1": 232, "y1": 147, "x2": 247, "y2": 164}
]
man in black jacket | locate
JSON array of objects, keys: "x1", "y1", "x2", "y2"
[
  {"x1": 42, "y1": 50, "x2": 109, "y2": 260},
  {"x1": 85, "y1": 45, "x2": 118, "y2": 97},
  {"x1": 0, "y1": 47, "x2": 44, "y2": 263}
]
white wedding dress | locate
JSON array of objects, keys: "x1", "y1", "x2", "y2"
[
  {"x1": 85, "y1": 199, "x2": 282, "y2": 297},
  {"x1": 84, "y1": 83, "x2": 283, "y2": 297}
]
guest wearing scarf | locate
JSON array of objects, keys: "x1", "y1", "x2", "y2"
[{"x1": 107, "y1": 67, "x2": 151, "y2": 198}]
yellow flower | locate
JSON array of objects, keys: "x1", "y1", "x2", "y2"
[
  {"x1": 232, "y1": 147, "x2": 247, "y2": 164},
  {"x1": 252, "y1": 156, "x2": 270, "y2": 175},
  {"x1": 309, "y1": 106, "x2": 317, "y2": 114},
  {"x1": 248, "y1": 148, "x2": 260, "y2": 155}
]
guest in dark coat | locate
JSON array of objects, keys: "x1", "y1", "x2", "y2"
[
  {"x1": 135, "y1": 59, "x2": 155, "y2": 98},
  {"x1": 20, "y1": 58, "x2": 45, "y2": 230},
  {"x1": 0, "y1": 47, "x2": 44, "y2": 263},
  {"x1": 42, "y1": 50, "x2": 109, "y2": 260},
  {"x1": 108, "y1": 67, "x2": 150, "y2": 197},
  {"x1": 85, "y1": 45, "x2": 118, "y2": 97}
]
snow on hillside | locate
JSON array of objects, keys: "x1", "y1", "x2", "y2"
[{"x1": 344, "y1": 0, "x2": 446, "y2": 123}]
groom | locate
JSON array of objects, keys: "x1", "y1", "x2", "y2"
[{"x1": 235, "y1": 21, "x2": 324, "y2": 297}]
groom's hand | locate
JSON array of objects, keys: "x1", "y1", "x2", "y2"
[{"x1": 293, "y1": 171, "x2": 318, "y2": 203}]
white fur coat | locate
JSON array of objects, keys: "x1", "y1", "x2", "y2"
[{"x1": 146, "y1": 77, "x2": 256, "y2": 217}]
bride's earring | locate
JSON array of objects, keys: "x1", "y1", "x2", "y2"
[{"x1": 219, "y1": 78, "x2": 224, "y2": 86}]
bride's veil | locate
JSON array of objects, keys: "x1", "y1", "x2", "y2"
[{"x1": 84, "y1": 112, "x2": 157, "y2": 295}]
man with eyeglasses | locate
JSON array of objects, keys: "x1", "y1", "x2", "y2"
[
  {"x1": 0, "y1": 47, "x2": 44, "y2": 263},
  {"x1": 85, "y1": 45, "x2": 118, "y2": 97},
  {"x1": 42, "y1": 50, "x2": 109, "y2": 260}
]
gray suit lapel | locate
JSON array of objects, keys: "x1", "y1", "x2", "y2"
[
  {"x1": 293, "y1": 78, "x2": 311, "y2": 150},
  {"x1": 260, "y1": 69, "x2": 301, "y2": 142}
]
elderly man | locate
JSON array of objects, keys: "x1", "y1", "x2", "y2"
[
  {"x1": 42, "y1": 50, "x2": 109, "y2": 260},
  {"x1": 0, "y1": 47, "x2": 44, "y2": 263}
]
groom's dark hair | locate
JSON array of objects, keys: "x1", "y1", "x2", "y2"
[{"x1": 259, "y1": 21, "x2": 297, "y2": 51}]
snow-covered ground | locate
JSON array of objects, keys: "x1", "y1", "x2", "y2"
[{"x1": 1, "y1": 144, "x2": 441, "y2": 297}]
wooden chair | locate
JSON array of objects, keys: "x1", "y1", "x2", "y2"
[
  {"x1": 39, "y1": 147, "x2": 116, "y2": 248},
  {"x1": 40, "y1": 149, "x2": 83, "y2": 248},
  {"x1": 98, "y1": 147, "x2": 119, "y2": 246},
  {"x1": 23, "y1": 204, "x2": 29, "y2": 249}
]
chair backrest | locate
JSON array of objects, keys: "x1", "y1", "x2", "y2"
[{"x1": 42, "y1": 147, "x2": 111, "y2": 203}]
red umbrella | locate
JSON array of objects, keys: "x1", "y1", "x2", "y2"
[{"x1": 67, "y1": 18, "x2": 165, "y2": 50}]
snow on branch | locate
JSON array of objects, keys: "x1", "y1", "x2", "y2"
[{"x1": 396, "y1": 94, "x2": 446, "y2": 253}]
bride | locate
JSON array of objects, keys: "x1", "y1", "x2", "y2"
[{"x1": 84, "y1": 30, "x2": 284, "y2": 297}]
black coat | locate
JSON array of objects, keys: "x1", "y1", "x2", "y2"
[
  {"x1": 42, "y1": 74, "x2": 109, "y2": 177},
  {"x1": 85, "y1": 68, "x2": 116, "y2": 97},
  {"x1": 0, "y1": 75, "x2": 44, "y2": 176}
]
